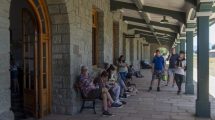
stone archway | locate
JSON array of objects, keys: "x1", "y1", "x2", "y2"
[
  {"x1": 0, "y1": 0, "x2": 71, "y2": 119},
  {"x1": 150, "y1": 44, "x2": 171, "y2": 61}
]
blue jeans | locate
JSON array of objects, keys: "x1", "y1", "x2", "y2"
[
  {"x1": 112, "y1": 84, "x2": 121, "y2": 102},
  {"x1": 119, "y1": 72, "x2": 127, "y2": 81}
]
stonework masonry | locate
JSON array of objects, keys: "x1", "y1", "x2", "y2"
[
  {"x1": 0, "y1": 0, "x2": 14, "y2": 119},
  {"x1": 0, "y1": 0, "x2": 152, "y2": 118},
  {"x1": 47, "y1": 0, "x2": 128, "y2": 114}
]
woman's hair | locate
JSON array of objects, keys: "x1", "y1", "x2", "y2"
[
  {"x1": 106, "y1": 64, "x2": 116, "y2": 79},
  {"x1": 118, "y1": 55, "x2": 124, "y2": 62},
  {"x1": 100, "y1": 70, "x2": 109, "y2": 77}
]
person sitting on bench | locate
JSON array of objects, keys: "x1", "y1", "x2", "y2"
[
  {"x1": 128, "y1": 65, "x2": 143, "y2": 78},
  {"x1": 79, "y1": 66, "x2": 121, "y2": 116}
]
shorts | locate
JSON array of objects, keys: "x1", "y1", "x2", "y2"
[
  {"x1": 87, "y1": 89, "x2": 101, "y2": 99},
  {"x1": 152, "y1": 70, "x2": 163, "y2": 80},
  {"x1": 168, "y1": 68, "x2": 175, "y2": 77}
]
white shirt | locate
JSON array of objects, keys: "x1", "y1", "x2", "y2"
[{"x1": 175, "y1": 60, "x2": 186, "y2": 75}]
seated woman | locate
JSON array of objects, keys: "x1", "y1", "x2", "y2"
[
  {"x1": 107, "y1": 65, "x2": 128, "y2": 98},
  {"x1": 79, "y1": 66, "x2": 121, "y2": 116},
  {"x1": 95, "y1": 70, "x2": 125, "y2": 105}
]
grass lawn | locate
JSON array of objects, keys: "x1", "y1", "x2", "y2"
[{"x1": 193, "y1": 55, "x2": 215, "y2": 77}]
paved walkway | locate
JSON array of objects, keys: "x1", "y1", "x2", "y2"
[{"x1": 35, "y1": 70, "x2": 215, "y2": 120}]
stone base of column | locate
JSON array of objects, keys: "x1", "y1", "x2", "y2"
[
  {"x1": 196, "y1": 100, "x2": 210, "y2": 118},
  {"x1": 185, "y1": 82, "x2": 194, "y2": 95},
  {"x1": 182, "y1": 75, "x2": 186, "y2": 83},
  {"x1": 0, "y1": 111, "x2": 14, "y2": 120}
]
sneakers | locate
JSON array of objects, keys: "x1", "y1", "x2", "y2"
[
  {"x1": 148, "y1": 87, "x2": 152, "y2": 92},
  {"x1": 103, "y1": 111, "x2": 113, "y2": 116},
  {"x1": 120, "y1": 100, "x2": 127, "y2": 105},
  {"x1": 157, "y1": 87, "x2": 160, "y2": 92},
  {"x1": 177, "y1": 90, "x2": 181, "y2": 95},
  {"x1": 114, "y1": 101, "x2": 122, "y2": 105},
  {"x1": 111, "y1": 103, "x2": 122, "y2": 108}
]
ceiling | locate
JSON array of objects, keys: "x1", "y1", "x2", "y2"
[{"x1": 110, "y1": 0, "x2": 195, "y2": 46}]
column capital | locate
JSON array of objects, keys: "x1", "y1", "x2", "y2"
[
  {"x1": 186, "y1": 22, "x2": 196, "y2": 28},
  {"x1": 197, "y1": 2, "x2": 213, "y2": 17},
  {"x1": 186, "y1": 28, "x2": 195, "y2": 32},
  {"x1": 179, "y1": 37, "x2": 186, "y2": 40},
  {"x1": 196, "y1": 11, "x2": 212, "y2": 16}
]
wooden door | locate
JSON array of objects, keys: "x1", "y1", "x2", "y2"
[
  {"x1": 39, "y1": 38, "x2": 49, "y2": 117},
  {"x1": 22, "y1": 9, "x2": 39, "y2": 117},
  {"x1": 22, "y1": 9, "x2": 51, "y2": 118}
]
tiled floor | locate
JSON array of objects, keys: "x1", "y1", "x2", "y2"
[{"x1": 28, "y1": 70, "x2": 215, "y2": 120}]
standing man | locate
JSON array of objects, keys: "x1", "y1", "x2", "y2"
[
  {"x1": 148, "y1": 50, "x2": 165, "y2": 92},
  {"x1": 166, "y1": 48, "x2": 179, "y2": 87},
  {"x1": 174, "y1": 51, "x2": 186, "y2": 95}
]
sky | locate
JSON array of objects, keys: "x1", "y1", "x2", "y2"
[{"x1": 193, "y1": 24, "x2": 215, "y2": 50}]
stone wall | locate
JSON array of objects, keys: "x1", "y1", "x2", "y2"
[
  {"x1": 124, "y1": 38, "x2": 131, "y2": 65},
  {"x1": 47, "y1": 0, "x2": 122, "y2": 114},
  {"x1": 0, "y1": 0, "x2": 156, "y2": 117},
  {"x1": 113, "y1": 11, "x2": 128, "y2": 64},
  {"x1": 0, "y1": 0, "x2": 14, "y2": 120},
  {"x1": 130, "y1": 37, "x2": 146, "y2": 69},
  {"x1": 46, "y1": 0, "x2": 72, "y2": 114}
]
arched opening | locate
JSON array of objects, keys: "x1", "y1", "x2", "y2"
[
  {"x1": 158, "y1": 47, "x2": 169, "y2": 59},
  {"x1": 10, "y1": 0, "x2": 51, "y2": 118}
]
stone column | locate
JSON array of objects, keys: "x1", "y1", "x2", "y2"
[
  {"x1": 180, "y1": 39, "x2": 186, "y2": 52},
  {"x1": 196, "y1": 9, "x2": 211, "y2": 118},
  {"x1": 185, "y1": 28, "x2": 194, "y2": 95},
  {"x1": 176, "y1": 44, "x2": 180, "y2": 53}
]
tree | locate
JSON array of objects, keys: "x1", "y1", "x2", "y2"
[{"x1": 159, "y1": 47, "x2": 168, "y2": 56}]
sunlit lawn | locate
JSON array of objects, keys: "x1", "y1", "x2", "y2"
[{"x1": 193, "y1": 55, "x2": 215, "y2": 77}]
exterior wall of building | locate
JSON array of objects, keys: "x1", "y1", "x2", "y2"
[
  {"x1": 48, "y1": 0, "x2": 128, "y2": 114},
  {"x1": 0, "y1": 0, "x2": 172, "y2": 118},
  {"x1": 0, "y1": 0, "x2": 14, "y2": 119},
  {"x1": 113, "y1": 11, "x2": 128, "y2": 64},
  {"x1": 124, "y1": 38, "x2": 131, "y2": 65},
  {"x1": 130, "y1": 38, "x2": 145, "y2": 69},
  {"x1": 46, "y1": 0, "x2": 72, "y2": 115},
  {"x1": 144, "y1": 45, "x2": 151, "y2": 63}
]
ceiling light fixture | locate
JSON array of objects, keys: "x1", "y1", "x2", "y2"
[
  {"x1": 160, "y1": 16, "x2": 169, "y2": 24},
  {"x1": 120, "y1": 9, "x2": 124, "y2": 13},
  {"x1": 138, "y1": 10, "x2": 143, "y2": 13},
  {"x1": 124, "y1": 20, "x2": 128, "y2": 24}
]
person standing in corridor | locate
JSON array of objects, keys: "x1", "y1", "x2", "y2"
[
  {"x1": 174, "y1": 51, "x2": 186, "y2": 95},
  {"x1": 166, "y1": 48, "x2": 179, "y2": 87},
  {"x1": 148, "y1": 50, "x2": 165, "y2": 92}
]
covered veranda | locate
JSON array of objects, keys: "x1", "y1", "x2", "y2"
[
  {"x1": 1, "y1": 0, "x2": 215, "y2": 120},
  {"x1": 34, "y1": 70, "x2": 215, "y2": 120},
  {"x1": 110, "y1": 0, "x2": 215, "y2": 118},
  {"x1": 39, "y1": 0, "x2": 215, "y2": 119}
]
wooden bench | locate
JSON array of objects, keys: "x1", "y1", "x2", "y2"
[
  {"x1": 74, "y1": 81, "x2": 96, "y2": 114},
  {"x1": 74, "y1": 67, "x2": 103, "y2": 114}
]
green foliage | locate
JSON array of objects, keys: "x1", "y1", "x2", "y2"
[{"x1": 159, "y1": 47, "x2": 168, "y2": 56}]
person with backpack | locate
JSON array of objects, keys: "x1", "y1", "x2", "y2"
[
  {"x1": 148, "y1": 50, "x2": 165, "y2": 92},
  {"x1": 174, "y1": 51, "x2": 186, "y2": 95},
  {"x1": 166, "y1": 48, "x2": 179, "y2": 87}
]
